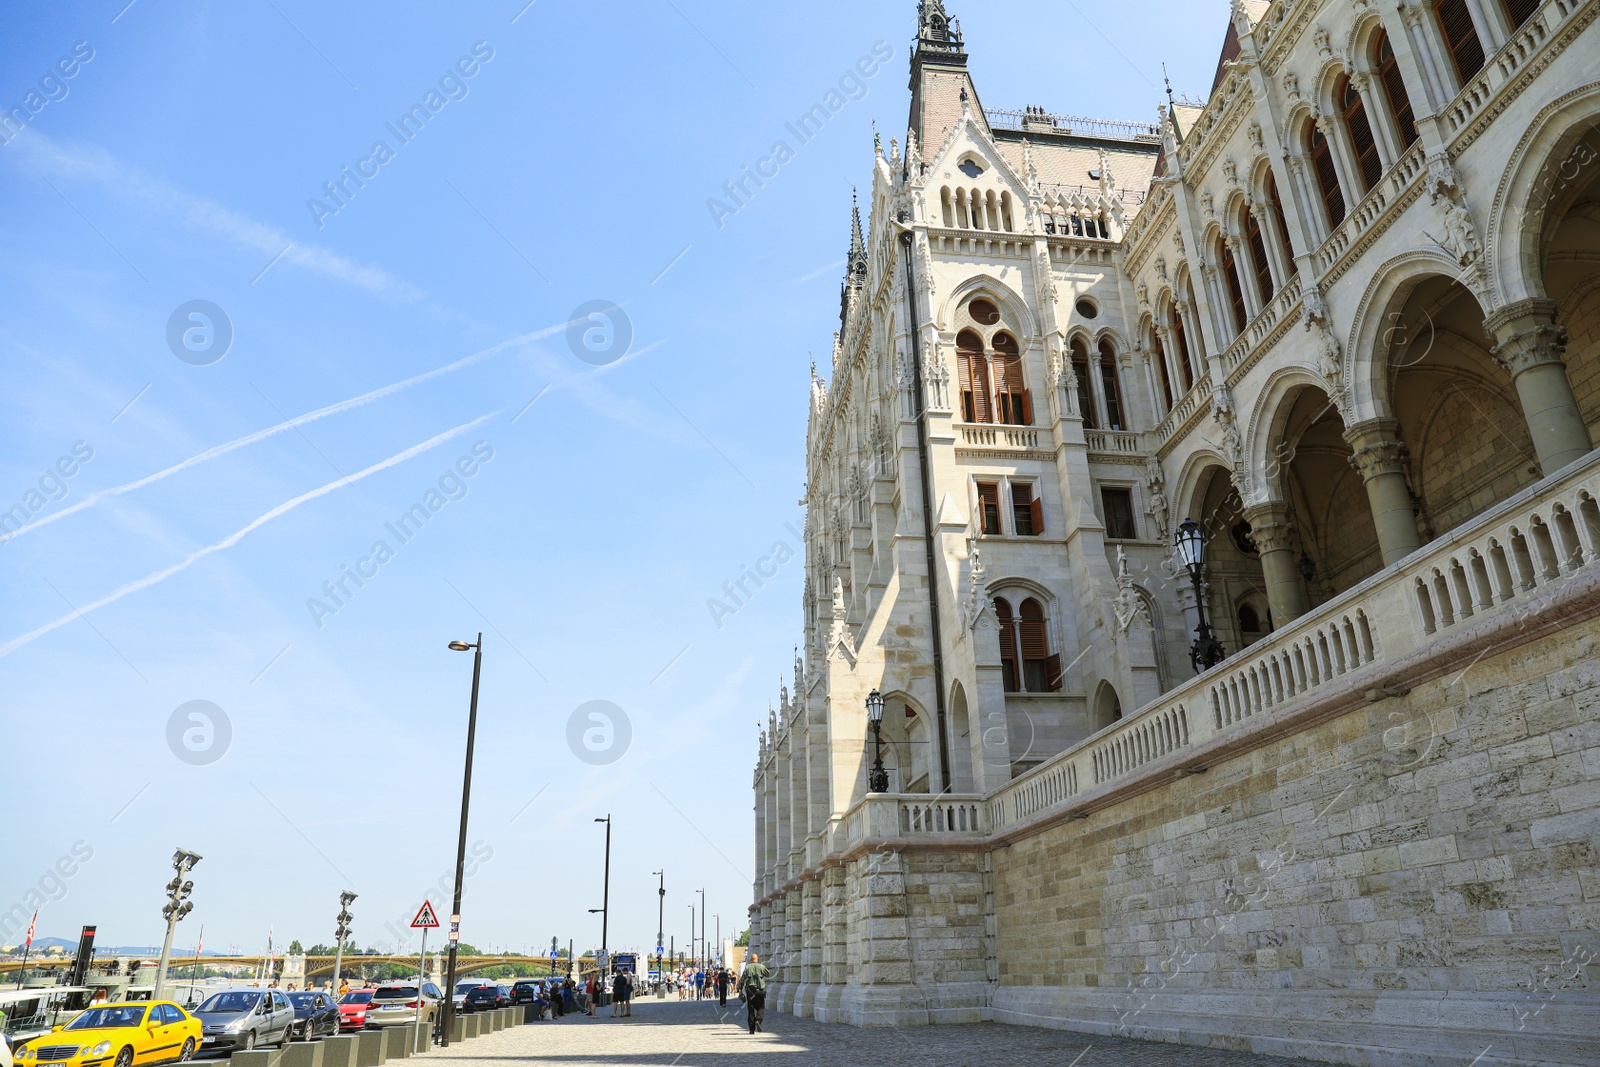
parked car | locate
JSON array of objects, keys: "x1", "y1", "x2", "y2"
[
  {"x1": 13, "y1": 1001, "x2": 200, "y2": 1067},
  {"x1": 363, "y1": 983, "x2": 443, "y2": 1029},
  {"x1": 508, "y1": 981, "x2": 545, "y2": 1006},
  {"x1": 286, "y1": 993, "x2": 339, "y2": 1041},
  {"x1": 336, "y1": 990, "x2": 374, "y2": 1033},
  {"x1": 449, "y1": 981, "x2": 493, "y2": 1014},
  {"x1": 460, "y1": 986, "x2": 508, "y2": 1013},
  {"x1": 193, "y1": 989, "x2": 294, "y2": 1053}
]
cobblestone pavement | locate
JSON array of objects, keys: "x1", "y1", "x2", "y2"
[{"x1": 425, "y1": 1001, "x2": 1323, "y2": 1066}]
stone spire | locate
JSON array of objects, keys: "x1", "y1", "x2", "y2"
[
  {"x1": 907, "y1": 0, "x2": 986, "y2": 160},
  {"x1": 916, "y1": 1, "x2": 965, "y2": 59},
  {"x1": 847, "y1": 190, "x2": 868, "y2": 281}
]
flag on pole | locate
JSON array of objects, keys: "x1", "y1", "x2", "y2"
[
  {"x1": 24, "y1": 913, "x2": 36, "y2": 950},
  {"x1": 196, "y1": 927, "x2": 204, "y2": 956}
]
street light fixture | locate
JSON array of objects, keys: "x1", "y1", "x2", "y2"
[
  {"x1": 154, "y1": 849, "x2": 201, "y2": 1000},
  {"x1": 697, "y1": 889, "x2": 706, "y2": 976},
  {"x1": 331, "y1": 891, "x2": 357, "y2": 992},
  {"x1": 652, "y1": 870, "x2": 665, "y2": 975},
  {"x1": 590, "y1": 815, "x2": 612, "y2": 978},
  {"x1": 1175, "y1": 519, "x2": 1226, "y2": 672},
  {"x1": 440, "y1": 633, "x2": 484, "y2": 1048},
  {"x1": 866, "y1": 689, "x2": 888, "y2": 792}
]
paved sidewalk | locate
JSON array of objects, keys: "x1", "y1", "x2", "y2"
[{"x1": 425, "y1": 1000, "x2": 1321, "y2": 1066}]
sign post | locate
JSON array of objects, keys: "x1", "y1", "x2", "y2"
[{"x1": 411, "y1": 902, "x2": 441, "y2": 1025}]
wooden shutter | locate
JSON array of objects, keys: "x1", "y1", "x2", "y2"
[
  {"x1": 1173, "y1": 316, "x2": 1195, "y2": 391},
  {"x1": 1246, "y1": 211, "x2": 1274, "y2": 304},
  {"x1": 1435, "y1": 0, "x2": 1485, "y2": 84},
  {"x1": 1045, "y1": 652, "x2": 1063, "y2": 692},
  {"x1": 958, "y1": 350, "x2": 975, "y2": 422},
  {"x1": 1502, "y1": 0, "x2": 1540, "y2": 27},
  {"x1": 972, "y1": 353, "x2": 991, "y2": 423},
  {"x1": 1266, "y1": 172, "x2": 1295, "y2": 260},
  {"x1": 1099, "y1": 347, "x2": 1125, "y2": 430},
  {"x1": 1152, "y1": 333, "x2": 1173, "y2": 409},
  {"x1": 1021, "y1": 389, "x2": 1033, "y2": 425},
  {"x1": 995, "y1": 598, "x2": 1018, "y2": 692},
  {"x1": 1221, "y1": 240, "x2": 1247, "y2": 332},
  {"x1": 978, "y1": 482, "x2": 1001, "y2": 535},
  {"x1": 1376, "y1": 33, "x2": 1419, "y2": 149},
  {"x1": 1309, "y1": 126, "x2": 1346, "y2": 227},
  {"x1": 1340, "y1": 77, "x2": 1382, "y2": 195},
  {"x1": 1030, "y1": 495, "x2": 1044, "y2": 536}
]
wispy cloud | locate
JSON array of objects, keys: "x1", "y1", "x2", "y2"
[
  {"x1": 792, "y1": 258, "x2": 845, "y2": 284},
  {"x1": 0, "y1": 325, "x2": 563, "y2": 545},
  {"x1": 7, "y1": 133, "x2": 422, "y2": 300},
  {"x1": 0, "y1": 413, "x2": 496, "y2": 658}
]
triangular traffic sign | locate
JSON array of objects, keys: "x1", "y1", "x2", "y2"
[{"x1": 411, "y1": 900, "x2": 441, "y2": 929}]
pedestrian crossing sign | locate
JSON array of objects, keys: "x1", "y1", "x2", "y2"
[{"x1": 411, "y1": 901, "x2": 441, "y2": 929}]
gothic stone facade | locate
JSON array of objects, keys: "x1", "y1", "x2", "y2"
[{"x1": 750, "y1": 2, "x2": 1600, "y2": 1064}]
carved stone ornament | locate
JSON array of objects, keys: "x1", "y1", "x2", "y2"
[
  {"x1": 1248, "y1": 121, "x2": 1264, "y2": 149},
  {"x1": 1112, "y1": 548, "x2": 1150, "y2": 634},
  {"x1": 960, "y1": 541, "x2": 990, "y2": 631},
  {"x1": 1144, "y1": 459, "x2": 1171, "y2": 542}
]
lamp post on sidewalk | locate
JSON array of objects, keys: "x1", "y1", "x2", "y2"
[
  {"x1": 652, "y1": 870, "x2": 665, "y2": 976},
  {"x1": 1175, "y1": 519, "x2": 1227, "y2": 671},
  {"x1": 331, "y1": 891, "x2": 356, "y2": 993},
  {"x1": 866, "y1": 689, "x2": 888, "y2": 792},
  {"x1": 440, "y1": 633, "x2": 484, "y2": 1048},
  {"x1": 153, "y1": 849, "x2": 201, "y2": 1000},
  {"x1": 589, "y1": 815, "x2": 612, "y2": 979}
]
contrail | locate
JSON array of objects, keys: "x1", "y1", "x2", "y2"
[
  {"x1": 0, "y1": 413, "x2": 495, "y2": 659},
  {"x1": 0, "y1": 324, "x2": 562, "y2": 545}
]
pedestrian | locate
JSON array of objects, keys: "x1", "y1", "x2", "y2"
[
  {"x1": 716, "y1": 967, "x2": 730, "y2": 1008},
  {"x1": 694, "y1": 969, "x2": 704, "y2": 1000},
  {"x1": 611, "y1": 970, "x2": 631, "y2": 1018},
  {"x1": 736, "y1": 954, "x2": 769, "y2": 1034}
]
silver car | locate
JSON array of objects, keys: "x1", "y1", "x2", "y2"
[
  {"x1": 362, "y1": 983, "x2": 443, "y2": 1029},
  {"x1": 193, "y1": 989, "x2": 295, "y2": 1052}
]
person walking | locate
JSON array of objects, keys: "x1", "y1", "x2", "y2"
[
  {"x1": 737, "y1": 954, "x2": 769, "y2": 1034},
  {"x1": 611, "y1": 970, "x2": 631, "y2": 1018},
  {"x1": 716, "y1": 967, "x2": 730, "y2": 1008}
]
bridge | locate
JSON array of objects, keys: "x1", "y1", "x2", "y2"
[{"x1": 0, "y1": 955, "x2": 594, "y2": 980}]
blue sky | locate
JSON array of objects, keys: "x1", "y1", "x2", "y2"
[{"x1": 0, "y1": 1, "x2": 1221, "y2": 961}]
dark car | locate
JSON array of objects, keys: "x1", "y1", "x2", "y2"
[
  {"x1": 508, "y1": 980, "x2": 547, "y2": 1006},
  {"x1": 287, "y1": 992, "x2": 339, "y2": 1040},
  {"x1": 461, "y1": 985, "x2": 508, "y2": 1012}
]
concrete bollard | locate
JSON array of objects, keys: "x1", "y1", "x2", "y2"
[
  {"x1": 520, "y1": 1004, "x2": 539, "y2": 1025},
  {"x1": 410, "y1": 1021, "x2": 432, "y2": 1054},
  {"x1": 318, "y1": 1035, "x2": 358, "y2": 1067},
  {"x1": 492, "y1": 1009, "x2": 506, "y2": 1031},
  {"x1": 354, "y1": 1030, "x2": 387, "y2": 1067},
  {"x1": 230, "y1": 1050, "x2": 281, "y2": 1067},
  {"x1": 446, "y1": 1015, "x2": 465, "y2": 1044},
  {"x1": 382, "y1": 1026, "x2": 410, "y2": 1059},
  {"x1": 465, "y1": 1015, "x2": 482, "y2": 1040},
  {"x1": 281, "y1": 1039, "x2": 325, "y2": 1067}
]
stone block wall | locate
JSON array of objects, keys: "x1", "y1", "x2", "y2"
[{"x1": 988, "y1": 613, "x2": 1600, "y2": 1066}]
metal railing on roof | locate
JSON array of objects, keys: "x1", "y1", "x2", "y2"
[{"x1": 984, "y1": 107, "x2": 1160, "y2": 141}]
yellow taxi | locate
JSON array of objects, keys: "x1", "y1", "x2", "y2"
[{"x1": 14, "y1": 1002, "x2": 199, "y2": 1067}]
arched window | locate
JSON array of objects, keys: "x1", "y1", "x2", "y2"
[
  {"x1": 1071, "y1": 338, "x2": 1097, "y2": 427},
  {"x1": 1173, "y1": 309, "x2": 1197, "y2": 392},
  {"x1": 1264, "y1": 170, "x2": 1296, "y2": 261},
  {"x1": 957, "y1": 328, "x2": 991, "y2": 423},
  {"x1": 1244, "y1": 203, "x2": 1275, "y2": 304},
  {"x1": 1307, "y1": 123, "x2": 1346, "y2": 228},
  {"x1": 1019, "y1": 598, "x2": 1060, "y2": 692},
  {"x1": 1373, "y1": 31, "x2": 1419, "y2": 150},
  {"x1": 1337, "y1": 74, "x2": 1382, "y2": 195},
  {"x1": 992, "y1": 332, "x2": 1030, "y2": 425},
  {"x1": 1151, "y1": 328, "x2": 1174, "y2": 410},
  {"x1": 1239, "y1": 603, "x2": 1262, "y2": 635},
  {"x1": 1219, "y1": 235, "x2": 1248, "y2": 333},
  {"x1": 995, "y1": 597, "x2": 1018, "y2": 692},
  {"x1": 1434, "y1": 0, "x2": 1486, "y2": 85},
  {"x1": 1098, "y1": 339, "x2": 1125, "y2": 431}
]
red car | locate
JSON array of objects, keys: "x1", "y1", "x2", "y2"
[{"x1": 338, "y1": 989, "x2": 375, "y2": 1031}]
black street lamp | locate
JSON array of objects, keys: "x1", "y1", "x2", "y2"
[
  {"x1": 652, "y1": 870, "x2": 665, "y2": 973},
  {"x1": 440, "y1": 633, "x2": 484, "y2": 1047},
  {"x1": 1175, "y1": 519, "x2": 1226, "y2": 672},
  {"x1": 589, "y1": 815, "x2": 611, "y2": 978},
  {"x1": 866, "y1": 689, "x2": 888, "y2": 792}
]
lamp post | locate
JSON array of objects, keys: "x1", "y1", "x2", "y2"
[
  {"x1": 1175, "y1": 519, "x2": 1226, "y2": 671},
  {"x1": 588, "y1": 815, "x2": 611, "y2": 980},
  {"x1": 331, "y1": 891, "x2": 356, "y2": 993},
  {"x1": 440, "y1": 633, "x2": 484, "y2": 1047},
  {"x1": 652, "y1": 870, "x2": 665, "y2": 974},
  {"x1": 697, "y1": 889, "x2": 706, "y2": 976},
  {"x1": 686, "y1": 904, "x2": 695, "y2": 978},
  {"x1": 866, "y1": 689, "x2": 888, "y2": 792},
  {"x1": 154, "y1": 849, "x2": 202, "y2": 1000}
]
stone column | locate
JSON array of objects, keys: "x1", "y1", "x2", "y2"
[
  {"x1": 1344, "y1": 418, "x2": 1424, "y2": 565},
  {"x1": 780, "y1": 887, "x2": 803, "y2": 1012},
  {"x1": 814, "y1": 864, "x2": 847, "y2": 1021},
  {"x1": 1228, "y1": 231, "x2": 1264, "y2": 316},
  {"x1": 1243, "y1": 502, "x2": 1308, "y2": 623},
  {"x1": 794, "y1": 876, "x2": 823, "y2": 1017},
  {"x1": 1486, "y1": 300, "x2": 1593, "y2": 474}
]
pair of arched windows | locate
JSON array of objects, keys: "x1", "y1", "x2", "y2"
[
  {"x1": 957, "y1": 314, "x2": 1031, "y2": 425},
  {"x1": 995, "y1": 596, "x2": 1061, "y2": 693},
  {"x1": 1307, "y1": 29, "x2": 1422, "y2": 232}
]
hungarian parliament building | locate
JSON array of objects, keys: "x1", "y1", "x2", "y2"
[{"x1": 748, "y1": 1, "x2": 1600, "y2": 1064}]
